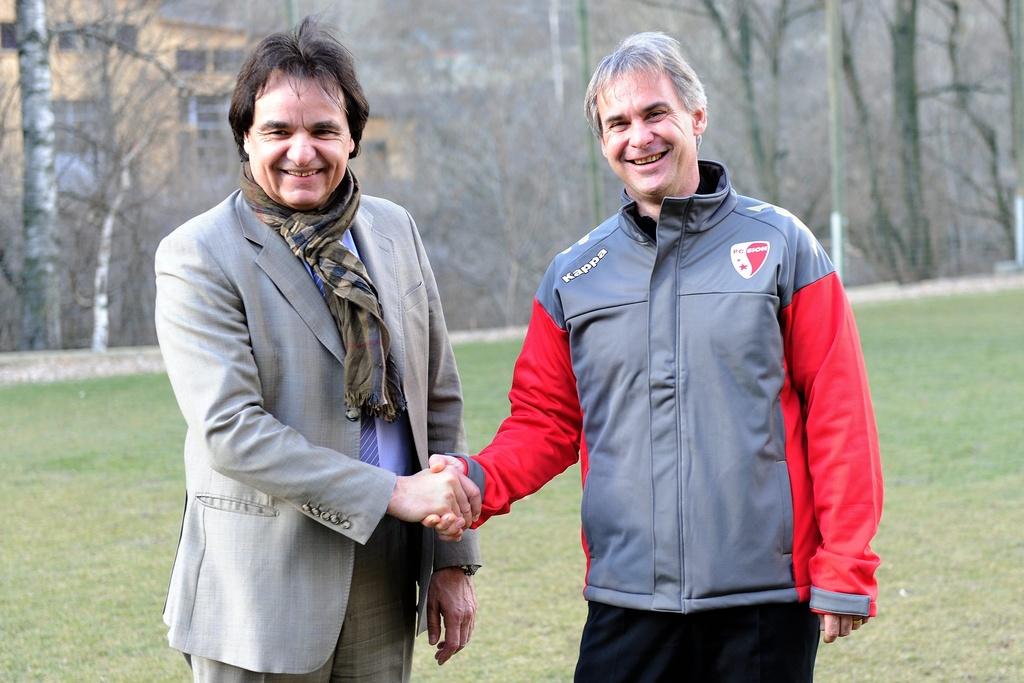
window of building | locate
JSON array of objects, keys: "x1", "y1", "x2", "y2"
[
  {"x1": 114, "y1": 24, "x2": 137, "y2": 50},
  {"x1": 176, "y1": 49, "x2": 207, "y2": 72},
  {"x1": 182, "y1": 94, "x2": 228, "y2": 130},
  {"x1": 1, "y1": 23, "x2": 17, "y2": 49},
  {"x1": 181, "y1": 93, "x2": 234, "y2": 166},
  {"x1": 52, "y1": 98, "x2": 104, "y2": 191},
  {"x1": 55, "y1": 23, "x2": 134, "y2": 52},
  {"x1": 354, "y1": 139, "x2": 392, "y2": 180},
  {"x1": 55, "y1": 24, "x2": 99, "y2": 51},
  {"x1": 56, "y1": 25, "x2": 77, "y2": 50},
  {"x1": 213, "y1": 49, "x2": 243, "y2": 72},
  {"x1": 53, "y1": 98, "x2": 101, "y2": 147}
]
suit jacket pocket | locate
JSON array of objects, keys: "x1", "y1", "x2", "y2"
[
  {"x1": 403, "y1": 281, "x2": 426, "y2": 311},
  {"x1": 196, "y1": 493, "x2": 279, "y2": 517}
]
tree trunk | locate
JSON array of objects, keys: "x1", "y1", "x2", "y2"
[
  {"x1": 944, "y1": 0, "x2": 1013, "y2": 255},
  {"x1": 17, "y1": 0, "x2": 61, "y2": 349},
  {"x1": 841, "y1": 18, "x2": 905, "y2": 279},
  {"x1": 91, "y1": 162, "x2": 132, "y2": 352},
  {"x1": 891, "y1": 0, "x2": 931, "y2": 279},
  {"x1": 699, "y1": 0, "x2": 782, "y2": 202}
]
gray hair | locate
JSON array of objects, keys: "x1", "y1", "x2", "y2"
[{"x1": 584, "y1": 32, "x2": 707, "y2": 138}]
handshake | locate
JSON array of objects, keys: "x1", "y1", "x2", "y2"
[{"x1": 386, "y1": 454, "x2": 480, "y2": 541}]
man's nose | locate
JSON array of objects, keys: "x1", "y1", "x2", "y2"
[
  {"x1": 628, "y1": 122, "x2": 654, "y2": 148},
  {"x1": 287, "y1": 136, "x2": 316, "y2": 166}
]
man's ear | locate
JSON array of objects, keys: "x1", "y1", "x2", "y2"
[{"x1": 691, "y1": 108, "x2": 708, "y2": 137}]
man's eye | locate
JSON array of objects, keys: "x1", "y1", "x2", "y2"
[
  {"x1": 648, "y1": 111, "x2": 666, "y2": 121},
  {"x1": 608, "y1": 122, "x2": 627, "y2": 132}
]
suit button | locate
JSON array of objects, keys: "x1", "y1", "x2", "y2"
[
  {"x1": 341, "y1": 520, "x2": 352, "y2": 529},
  {"x1": 311, "y1": 507, "x2": 321, "y2": 515},
  {"x1": 330, "y1": 514, "x2": 339, "y2": 524},
  {"x1": 301, "y1": 503, "x2": 311, "y2": 512},
  {"x1": 320, "y1": 511, "x2": 331, "y2": 520}
]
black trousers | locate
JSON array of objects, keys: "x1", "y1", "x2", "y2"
[{"x1": 575, "y1": 601, "x2": 820, "y2": 683}]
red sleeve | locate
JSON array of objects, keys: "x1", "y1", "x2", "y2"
[
  {"x1": 470, "y1": 298, "x2": 583, "y2": 525},
  {"x1": 781, "y1": 272, "x2": 884, "y2": 613}
]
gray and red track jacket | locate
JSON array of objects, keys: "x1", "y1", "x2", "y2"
[{"x1": 462, "y1": 161, "x2": 883, "y2": 617}]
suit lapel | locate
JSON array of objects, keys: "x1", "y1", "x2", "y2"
[
  {"x1": 236, "y1": 194, "x2": 346, "y2": 365},
  {"x1": 352, "y1": 209, "x2": 405, "y2": 377}
]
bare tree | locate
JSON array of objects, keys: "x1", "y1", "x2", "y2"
[
  {"x1": 839, "y1": 0, "x2": 931, "y2": 281},
  {"x1": 17, "y1": 0, "x2": 61, "y2": 349},
  {"x1": 6, "y1": 0, "x2": 1016, "y2": 346},
  {"x1": 935, "y1": 0, "x2": 1013, "y2": 254},
  {"x1": 891, "y1": 0, "x2": 932, "y2": 278},
  {"x1": 835, "y1": 0, "x2": 1014, "y2": 280},
  {"x1": 48, "y1": 0, "x2": 239, "y2": 350},
  {"x1": 635, "y1": 0, "x2": 823, "y2": 204},
  {"x1": 75, "y1": 2, "x2": 174, "y2": 351},
  {"x1": 696, "y1": 0, "x2": 821, "y2": 203}
]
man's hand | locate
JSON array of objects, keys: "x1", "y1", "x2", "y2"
[
  {"x1": 819, "y1": 613, "x2": 869, "y2": 643},
  {"x1": 387, "y1": 463, "x2": 474, "y2": 535},
  {"x1": 422, "y1": 454, "x2": 481, "y2": 541},
  {"x1": 427, "y1": 567, "x2": 477, "y2": 665}
]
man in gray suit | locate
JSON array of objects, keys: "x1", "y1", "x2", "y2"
[{"x1": 155, "y1": 19, "x2": 481, "y2": 682}]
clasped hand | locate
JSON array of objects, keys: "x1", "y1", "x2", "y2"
[{"x1": 386, "y1": 454, "x2": 480, "y2": 541}]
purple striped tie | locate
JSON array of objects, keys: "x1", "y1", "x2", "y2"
[{"x1": 359, "y1": 416, "x2": 380, "y2": 467}]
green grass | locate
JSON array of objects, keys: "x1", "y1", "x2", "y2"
[
  {"x1": 1, "y1": 290, "x2": 1022, "y2": 681},
  {"x1": 0, "y1": 375, "x2": 188, "y2": 680}
]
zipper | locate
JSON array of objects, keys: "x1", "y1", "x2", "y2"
[{"x1": 674, "y1": 199, "x2": 691, "y2": 610}]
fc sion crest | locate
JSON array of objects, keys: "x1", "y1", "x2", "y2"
[{"x1": 730, "y1": 241, "x2": 770, "y2": 279}]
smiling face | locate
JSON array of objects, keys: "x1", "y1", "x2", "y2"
[
  {"x1": 597, "y1": 69, "x2": 707, "y2": 220},
  {"x1": 243, "y1": 71, "x2": 355, "y2": 211}
]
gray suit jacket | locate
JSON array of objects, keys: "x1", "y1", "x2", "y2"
[{"x1": 154, "y1": 191, "x2": 479, "y2": 673}]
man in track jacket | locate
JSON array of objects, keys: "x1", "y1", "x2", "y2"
[{"x1": 438, "y1": 32, "x2": 883, "y2": 682}]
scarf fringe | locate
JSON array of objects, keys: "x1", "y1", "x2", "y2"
[{"x1": 345, "y1": 389, "x2": 407, "y2": 423}]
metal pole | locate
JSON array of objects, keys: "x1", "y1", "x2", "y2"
[
  {"x1": 549, "y1": 0, "x2": 565, "y2": 109},
  {"x1": 1014, "y1": 0, "x2": 1024, "y2": 267},
  {"x1": 826, "y1": 0, "x2": 845, "y2": 280},
  {"x1": 578, "y1": 0, "x2": 604, "y2": 226}
]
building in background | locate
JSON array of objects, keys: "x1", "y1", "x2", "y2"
[
  {"x1": 0, "y1": 0, "x2": 409, "y2": 350},
  {"x1": 0, "y1": 0, "x2": 247, "y2": 190}
]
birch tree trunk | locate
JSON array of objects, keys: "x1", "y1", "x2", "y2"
[
  {"x1": 91, "y1": 163, "x2": 132, "y2": 352},
  {"x1": 17, "y1": 0, "x2": 61, "y2": 349},
  {"x1": 90, "y1": 124, "x2": 143, "y2": 353}
]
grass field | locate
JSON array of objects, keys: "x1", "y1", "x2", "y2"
[{"x1": 1, "y1": 290, "x2": 1022, "y2": 681}]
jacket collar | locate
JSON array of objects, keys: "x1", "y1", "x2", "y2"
[
  {"x1": 618, "y1": 160, "x2": 738, "y2": 241},
  {"x1": 235, "y1": 191, "x2": 400, "y2": 371}
]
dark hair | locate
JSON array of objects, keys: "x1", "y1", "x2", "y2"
[{"x1": 228, "y1": 17, "x2": 368, "y2": 161}]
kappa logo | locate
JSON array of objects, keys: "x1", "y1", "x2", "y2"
[
  {"x1": 562, "y1": 248, "x2": 608, "y2": 283},
  {"x1": 730, "y1": 241, "x2": 770, "y2": 279}
]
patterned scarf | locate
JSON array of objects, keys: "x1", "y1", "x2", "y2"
[{"x1": 240, "y1": 163, "x2": 406, "y2": 421}]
